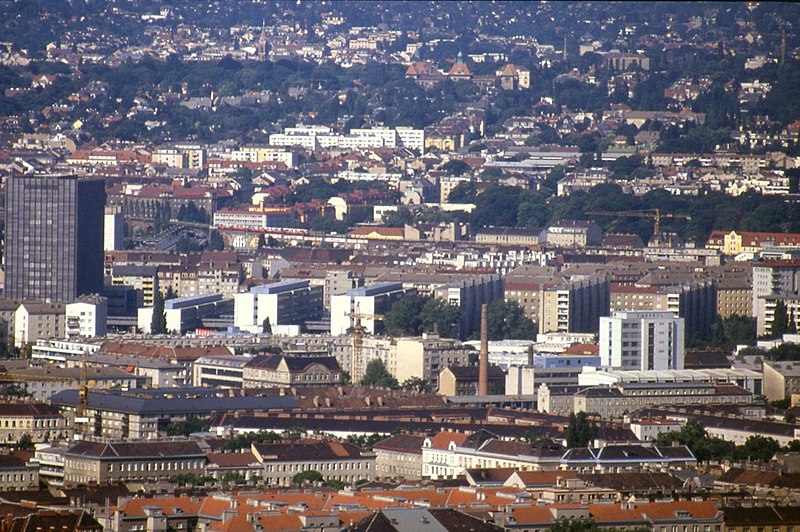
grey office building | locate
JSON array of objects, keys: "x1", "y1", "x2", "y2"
[{"x1": 5, "y1": 175, "x2": 105, "y2": 302}]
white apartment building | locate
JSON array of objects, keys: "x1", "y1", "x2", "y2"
[
  {"x1": 229, "y1": 146, "x2": 297, "y2": 168},
  {"x1": 753, "y1": 260, "x2": 800, "y2": 335},
  {"x1": 234, "y1": 280, "x2": 323, "y2": 334},
  {"x1": 330, "y1": 282, "x2": 412, "y2": 335},
  {"x1": 599, "y1": 310, "x2": 685, "y2": 371},
  {"x1": 212, "y1": 208, "x2": 295, "y2": 230},
  {"x1": 269, "y1": 126, "x2": 424, "y2": 152},
  {"x1": 104, "y1": 207, "x2": 124, "y2": 252},
  {"x1": 65, "y1": 295, "x2": 108, "y2": 338},
  {"x1": 14, "y1": 302, "x2": 66, "y2": 348}
]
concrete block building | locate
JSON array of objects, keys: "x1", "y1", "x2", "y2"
[
  {"x1": 599, "y1": 310, "x2": 685, "y2": 371},
  {"x1": 234, "y1": 280, "x2": 323, "y2": 334}
]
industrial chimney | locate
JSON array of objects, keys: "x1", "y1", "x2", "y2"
[{"x1": 478, "y1": 303, "x2": 489, "y2": 396}]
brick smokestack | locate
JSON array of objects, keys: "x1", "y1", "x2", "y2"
[{"x1": 478, "y1": 303, "x2": 489, "y2": 396}]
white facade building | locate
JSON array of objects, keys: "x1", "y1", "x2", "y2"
[
  {"x1": 234, "y1": 280, "x2": 323, "y2": 334},
  {"x1": 599, "y1": 310, "x2": 685, "y2": 371},
  {"x1": 103, "y1": 208, "x2": 124, "y2": 251},
  {"x1": 330, "y1": 282, "x2": 411, "y2": 335},
  {"x1": 65, "y1": 295, "x2": 108, "y2": 338}
]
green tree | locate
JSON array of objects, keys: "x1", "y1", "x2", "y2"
[
  {"x1": 549, "y1": 518, "x2": 600, "y2": 532},
  {"x1": 360, "y1": 358, "x2": 399, "y2": 388},
  {"x1": 222, "y1": 430, "x2": 282, "y2": 451},
  {"x1": 708, "y1": 314, "x2": 756, "y2": 352},
  {"x1": 772, "y1": 300, "x2": 790, "y2": 339},
  {"x1": 262, "y1": 317, "x2": 272, "y2": 334},
  {"x1": 208, "y1": 229, "x2": 224, "y2": 251},
  {"x1": 731, "y1": 435, "x2": 781, "y2": 463},
  {"x1": 16, "y1": 433, "x2": 34, "y2": 452},
  {"x1": 446, "y1": 181, "x2": 477, "y2": 203},
  {"x1": 346, "y1": 433, "x2": 389, "y2": 450},
  {"x1": 402, "y1": 377, "x2": 431, "y2": 393},
  {"x1": 565, "y1": 412, "x2": 598, "y2": 448},
  {"x1": 440, "y1": 159, "x2": 471, "y2": 176},
  {"x1": 257, "y1": 233, "x2": 266, "y2": 249},
  {"x1": 384, "y1": 295, "x2": 426, "y2": 336},
  {"x1": 654, "y1": 421, "x2": 735, "y2": 462},
  {"x1": 150, "y1": 290, "x2": 168, "y2": 335},
  {"x1": 292, "y1": 470, "x2": 323, "y2": 485},
  {"x1": 487, "y1": 299, "x2": 536, "y2": 340},
  {"x1": 420, "y1": 298, "x2": 462, "y2": 339},
  {"x1": 166, "y1": 417, "x2": 210, "y2": 437}
]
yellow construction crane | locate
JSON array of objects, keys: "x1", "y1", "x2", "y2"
[
  {"x1": 349, "y1": 306, "x2": 385, "y2": 383},
  {"x1": 586, "y1": 209, "x2": 691, "y2": 235}
]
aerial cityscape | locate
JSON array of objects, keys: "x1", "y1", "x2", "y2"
[{"x1": 1, "y1": 1, "x2": 800, "y2": 530}]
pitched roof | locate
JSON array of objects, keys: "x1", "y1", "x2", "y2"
[
  {"x1": 373, "y1": 434, "x2": 425, "y2": 454},
  {"x1": 65, "y1": 440, "x2": 205, "y2": 459}
]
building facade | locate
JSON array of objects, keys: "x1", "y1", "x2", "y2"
[
  {"x1": 599, "y1": 311, "x2": 685, "y2": 371},
  {"x1": 5, "y1": 175, "x2": 105, "y2": 302},
  {"x1": 234, "y1": 280, "x2": 323, "y2": 334}
]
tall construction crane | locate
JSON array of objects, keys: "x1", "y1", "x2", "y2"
[
  {"x1": 349, "y1": 306, "x2": 385, "y2": 383},
  {"x1": 586, "y1": 209, "x2": 691, "y2": 235}
]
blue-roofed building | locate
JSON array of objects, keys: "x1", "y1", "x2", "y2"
[
  {"x1": 330, "y1": 282, "x2": 414, "y2": 335},
  {"x1": 233, "y1": 280, "x2": 323, "y2": 335}
]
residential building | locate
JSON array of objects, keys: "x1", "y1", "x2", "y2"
[
  {"x1": 234, "y1": 280, "x2": 323, "y2": 334},
  {"x1": 323, "y1": 270, "x2": 364, "y2": 309},
  {"x1": 475, "y1": 227, "x2": 540, "y2": 246},
  {"x1": 103, "y1": 206, "x2": 124, "y2": 252},
  {"x1": 0, "y1": 361, "x2": 143, "y2": 401},
  {"x1": 192, "y1": 355, "x2": 249, "y2": 387},
  {"x1": 13, "y1": 302, "x2": 65, "y2": 347},
  {"x1": 393, "y1": 336, "x2": 472, "y2": 390},
  {"x1": 599, "y1": 311, "x2": 685, "y2": 371},
  {"x1": 717, "y1": 275, "x2": 753, "y2": 318},
  {"x1": 373, "y1": 434, "x2": 425, "y2": 480},
  {"x1": 501, "y1": 501, "x2": 722, "y2": 531},
  {"x1": 422, "y1": 430, "x2": 694, "y2": 479},
  {"x1": 250, "y1": 439, "x2": 375, "y2": 486},
  {"x1": 0, "y1": 454, "x2": 39, "y2": 491},
  {"x1": 438, "y1": 365, "x2": 505, "y2": 396},
  {"x1": 65, "y1": 294, "x2": 107, "y2": 338},
  {"x1": 0, "y1": 403, "x2": 69, "y2": 445},
  {"x1": 49, "y1": 387, "x2": 299, "y2": 440},
  {"x1": 4, "y1": 174, "x2": 105, "y2": 303},
  {"x1": 763, "y1": 360, "x2": 800, "y2": 402},
  {"x1": 110, "y1": 265, "x2": 159, "y2": 307},
  {"x1": 137, "y1": 293, "x2": 234, "y2": 334},
  {"x1": 579, "y1": 366, "x2": 763, "y2": 395},
  {"x1": 242, "y1": 354, "x2": 343, "y2": 388},
  {"x1": 753, "y1": 261, "x2": 800, "y2": 335},
  {"x1": 433, "y1": 274, "x2": 504, "y2": 339},
  {"x1": 212, "y1": 206, "x2": 296, "y2": 230},
  {"x1": 330, "y1": 282, "x2": 412, "y2": 335},
  {"x1": 610, "y1": 280, "x2": 717, "y2": 340},
  {"x1": 707, "y1": 230, "x2": 800, "y2": 256},
  {"x1": 229, "y1": 146, "x2": 297, "y2": 167},
  {"x1": 62, "y1": 440, "x2": 206, "y2": 486},
  {"x1": 538, "y1": 276, "x2": 610, "y2": 335},
  {"x1": 205, "y1": 451, "x2": 262, "y2": 482},
  {"x1": 541, "y1": 220, "x2": 603, "y2": 248},
  {"x1": 571, "y1": 382, "x2": 752, "y2": 418}
]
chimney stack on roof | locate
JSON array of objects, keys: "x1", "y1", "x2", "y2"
[{"x1": 478, "y1": 303, "x2": 489, "y2": 396}]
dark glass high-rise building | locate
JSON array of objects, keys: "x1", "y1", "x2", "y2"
[{"x1": 5, "y1": 175, "x2": 105, "y2": 302}]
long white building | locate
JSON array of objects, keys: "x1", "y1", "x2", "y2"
[
  {"x1": 234, "y1": 280, "x2": 323, "y2": 335},
  {"x1": 599, "y1": 310, "x2": 685, "y2": 371}
]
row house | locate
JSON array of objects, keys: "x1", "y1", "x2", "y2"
[{"x1": 422, "y1": 429, "x2": 695, "y2": 479}]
